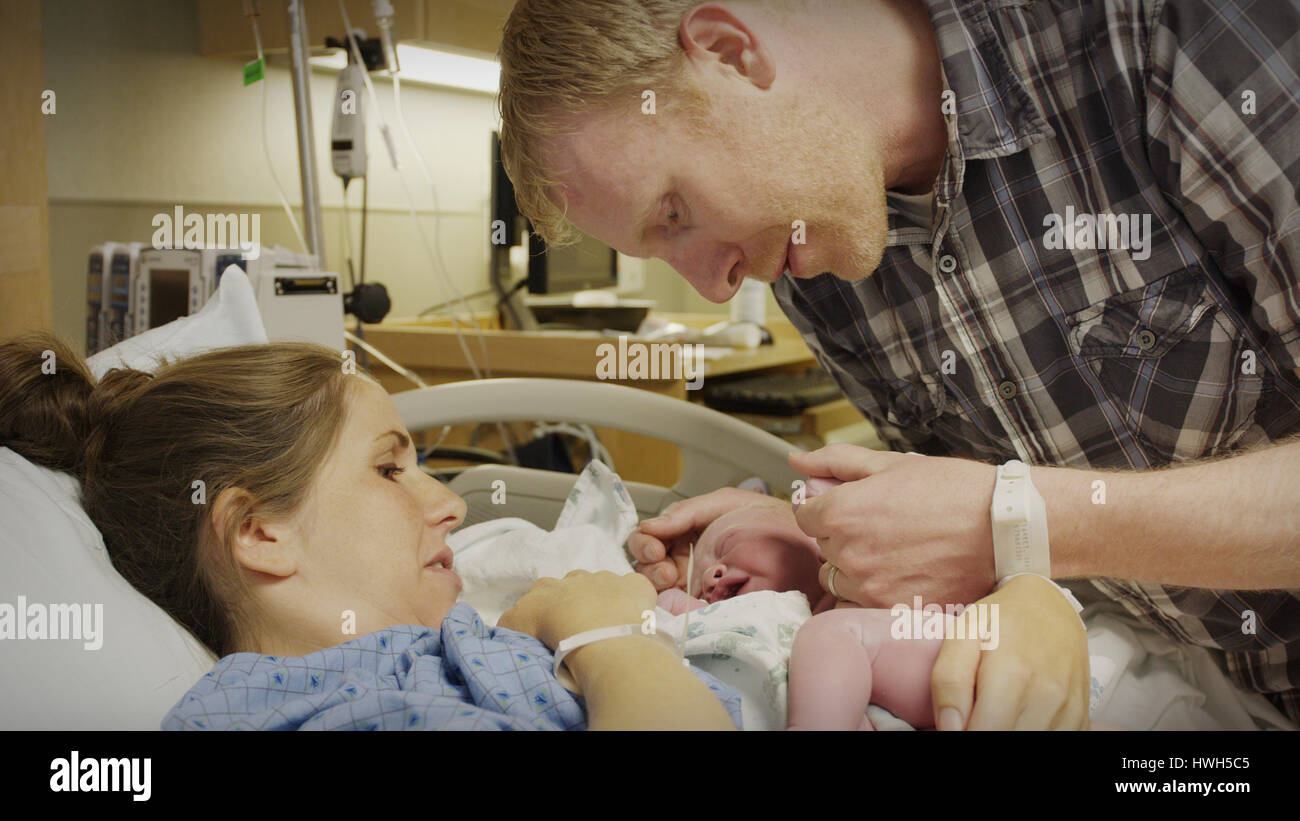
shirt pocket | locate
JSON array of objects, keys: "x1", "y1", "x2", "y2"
[
  {"x1": 1065, "y1": 267, "x2": 1269, "y2": 463},
  {"x1": 829, "y1": 367, "x2": 944, "y2": 453},
  {"x1": 879, "y1": 373, "x2": 947, "y2": 434},
  {"x1": 864, "y1": 372, "x2": 1007, "y2": 457}
]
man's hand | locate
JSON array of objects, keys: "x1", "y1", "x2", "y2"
[
  {"x1": 498, "y1": 570, "x2": 656, "y2": 650},
  {"x1": 790, "y1": 444, "x2": 998, "y2": 607},
  {"x1": 628, "y1": 488, "x2": 789, "y2": 591},
  {"x1": 930, "y1": 574, "x2": 1090, "y2": 730}
]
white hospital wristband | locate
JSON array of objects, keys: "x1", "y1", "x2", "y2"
[
  {"x1": 994, "y1": 572, "x2": 1085, "y2": 627},
  {"x1": 990, "y1": 459, "x2": 1051, "y2": 578},
  {"x1": 552, "y1": 624, "x2": 682, "y2": 694}
]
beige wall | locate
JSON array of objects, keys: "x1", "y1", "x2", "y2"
[{"x1": 42, "y1": 0, "x2": 760, "y2": 354}]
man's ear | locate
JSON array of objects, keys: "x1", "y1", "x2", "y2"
[
  {"x1": 680, "y1": 3, "x2": 776, "y2": 89},
  {"x1": 210, "y1": 487, "x2": 299, "y2": 579}
]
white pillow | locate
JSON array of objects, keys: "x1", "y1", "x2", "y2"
[
  {"x1": 87, "y1": 265, "x2": 267, "y2": 378},
  {"x1": 0, "y1": 265, "x2": 265, "y2": 729},
  {"x1": 0, "y1": 449, "x2": 216, "y2": 729}
]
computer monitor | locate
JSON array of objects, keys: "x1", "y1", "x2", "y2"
[
  {"x1": 489, "y1": 130, "x2": 617, "y2": 296},
  {"x1": 526, "y1": 231, "x2": 618, "y2": 295},
  {"x1": 491, "y1": 130, "x2": 522, "y2": 250}
]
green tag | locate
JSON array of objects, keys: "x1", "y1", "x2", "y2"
[{"x1": 243, "y1": 58, "x2": 265, "y2": 86}]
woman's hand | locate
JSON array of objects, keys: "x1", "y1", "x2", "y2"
[
  {"x1": 930, "y1": 574, "x2": 1090, "y2": 730},
  {"x1": 628, "y1": 488, "x2": 792, "y2": 591},
  {"x1": 500, "y1": 571, "x2": 735, "y2": 730},
  {"x1": 499, "y1": 570, "x2": 655, "y2": 650}
]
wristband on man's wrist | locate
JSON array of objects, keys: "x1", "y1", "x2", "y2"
[{"x1": 990, "y1": 459, "x2": 1051, "y2": 578}]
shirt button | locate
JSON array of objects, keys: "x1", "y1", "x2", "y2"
[
  {"x1": 997, "y1": 380, "x2": 1017, "y2": 399},
  {"x1": 1136, "y1": 329, "x2": 1157, "y2": 351},
  {"x1": 938, "y1": 254, "x2": 957, "y2": 273}
]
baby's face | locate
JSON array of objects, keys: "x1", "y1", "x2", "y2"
[{"x1": 688, "y1": 505, "x2": 824, "y2": 606}]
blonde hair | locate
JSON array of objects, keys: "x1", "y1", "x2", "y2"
[
  {"x1": 498, "y1": 0, "x2": 722, "y2": 247},
  {"x1": 0, "y1": 333, "x2": 354, "y2": 658}
]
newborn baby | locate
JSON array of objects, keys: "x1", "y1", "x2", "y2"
[
  {"x1": 661, "y1": 502, "x2": 836, "y2": 613},
  {"x1": 654, "y1": 494, "x2": 949, "y2": 730}
]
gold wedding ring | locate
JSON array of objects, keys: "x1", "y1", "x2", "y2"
[{"x1": 826, "y1": 563, "x2": 840, "y2": 599}]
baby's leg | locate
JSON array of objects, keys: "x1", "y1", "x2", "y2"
[
  {"x1": 788, "y1": 609, "x2": 881, "y2": 730},
  {"x1": 787, "y1": 608, "x2": 946, "y2": 730}
]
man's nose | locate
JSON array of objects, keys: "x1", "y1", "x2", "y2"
[{"x1": 667, "y1": 244, "x2": 745, "y2": 304}]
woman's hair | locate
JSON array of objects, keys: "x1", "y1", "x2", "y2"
[{"x1": 0, "y1": 333, "x2": 354, "y2": 658}]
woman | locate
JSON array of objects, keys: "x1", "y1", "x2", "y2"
[{"x1": 0, "y1": 333, "x2": 737, "y2": 730}]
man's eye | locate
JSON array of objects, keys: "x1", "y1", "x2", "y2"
[{"x1": 378, "y1": 465, "x2": 405, "y2": 481}]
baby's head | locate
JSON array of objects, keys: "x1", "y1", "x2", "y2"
[{"x1": 688, "y1": 502, "x2": 824, "y2": 606}]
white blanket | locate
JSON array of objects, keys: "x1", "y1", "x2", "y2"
[
  {"x1": 448, "y1": 460, "x2": 822, "y2": 729},
  {"x1": 448, "y1": 462, "x2": 1295, "y2": 731}
]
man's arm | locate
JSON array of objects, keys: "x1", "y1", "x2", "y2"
[
  {"x1": 1028, "y1": 0, "x2": 1300, "y2": 589},
  {"x1": 1038, "y1": 437, "x2": 1300, "y2": 589}
]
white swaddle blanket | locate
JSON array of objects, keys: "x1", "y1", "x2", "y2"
[
  {"x1": 447, "y1": 460, "x2": 819, "y2": 729},
  {"x1": 448, "y1": 462, "x2": 1295, "y2": 731}
]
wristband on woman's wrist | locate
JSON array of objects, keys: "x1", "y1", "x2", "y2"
[
  {"x1": 552, "y1": 624, "x2": 684, "y2": 694},
  {"x1": 993, "y1": 572, "x2": 1086, "y2": 627}
]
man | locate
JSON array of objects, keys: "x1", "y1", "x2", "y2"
[{"x1": 497, "y1": 0, "x2": 1300, "y2": 726}]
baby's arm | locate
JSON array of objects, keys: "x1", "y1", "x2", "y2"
[{"x1": 788, "y1": 608, "x2": 946, "y2": 730}]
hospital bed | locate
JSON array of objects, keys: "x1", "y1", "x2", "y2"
[{"x1": 393, "y1": 377, "x2": 801, "y2": 530}]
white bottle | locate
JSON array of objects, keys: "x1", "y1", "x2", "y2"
[{"x1": 730, "y1": 278, "x2": 767, "y2": 326}]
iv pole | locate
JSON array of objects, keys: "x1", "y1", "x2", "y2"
[{"x1": 285, "y1": 0, "x2": 327, "y2": 263}]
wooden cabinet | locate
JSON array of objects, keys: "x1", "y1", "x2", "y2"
[{"x1": 0, "y1": 1, "x2": 53, "y2": 335}]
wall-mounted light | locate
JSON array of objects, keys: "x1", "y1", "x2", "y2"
[{"x1": 310, "y1": 43, "x2": 499, "y2": 94}]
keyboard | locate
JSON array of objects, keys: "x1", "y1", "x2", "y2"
[{"x1": 703, "y1": 369, "x2": 844, "y2": 415}]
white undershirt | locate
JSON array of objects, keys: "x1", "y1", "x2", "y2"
[{"x1": 889, "y1": 191, "x2": 935, "y2": 230}]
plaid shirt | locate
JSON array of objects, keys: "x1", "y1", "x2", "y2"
[{"x1": 773, "y1": 0, "x2": 1300, "y2": 722}]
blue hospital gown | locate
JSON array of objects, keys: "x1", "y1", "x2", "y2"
[{"x1": 163, "y1": 603, "x2": 743, "y2": 730}]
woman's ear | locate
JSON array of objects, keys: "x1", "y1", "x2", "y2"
[{"x1": 210, "y1": 487, "x2": 299, "y2": 579}]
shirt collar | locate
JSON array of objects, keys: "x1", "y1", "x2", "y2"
[{"x1": 921, "y1": 0, "x2": 1056, "y2": 160}]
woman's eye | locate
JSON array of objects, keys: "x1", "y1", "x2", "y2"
[{"x1": 378, "y1": 465, "x2": 405, "y2": 481}]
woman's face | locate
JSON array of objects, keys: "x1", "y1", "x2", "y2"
[{"x1": 276, "y1": 378, "x2": 467, "y2": 642}]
